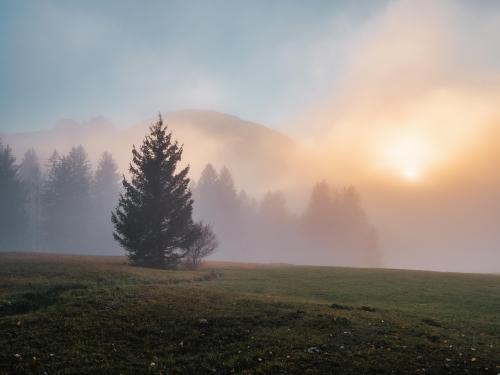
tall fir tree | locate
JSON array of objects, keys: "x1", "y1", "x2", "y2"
[
  {"x1": 41, "y1": 151, "x2": 61, "y2": 249},
  {"x1": 302, "y1": 180, "x2": 334, "y2": 237},
  {"x1": 112, "y1": 115, "x2": 196, "y2": 268},
  {"x1": 260, "y1": 190, "x2": 289, "y2": 223},
  {"x1": 192, "y1": 163, "x2": 219, "y2": 222},
  {"x1": 42, "y1": 146, "x2": 92, "y2": 252},
  {"x1": 92, "y1": 151, "x2": 121, "y2": 253},
  {"x1": 218, "y1": 166, "x2": 239, "y2": 211},
  {"x1": 19, "y1": 148, "x2": 42, "y2": 250},
  {"x1": 0, "y1": 140, "x2": 26, "y2": 250}
]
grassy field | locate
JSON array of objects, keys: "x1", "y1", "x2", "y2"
[{"x1": 0, "y1": 253, "x2": 499, "y2": 374}]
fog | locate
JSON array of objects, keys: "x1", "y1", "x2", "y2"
[
  {"x1": 281, "y1": 1, "x2": 500, "y2": 273},
  {"x1": 2, "y1": 1, "x2": 500, "y2": 273}
]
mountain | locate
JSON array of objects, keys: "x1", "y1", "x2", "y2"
[{"x1": 1, "y1": 110, "x2": 299, "y2": 193}]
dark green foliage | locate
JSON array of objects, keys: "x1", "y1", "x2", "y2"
[
  {"x1": 112, "y1": 115, "x2": 195, "y2": 268},
  {"x1": 0, "y1": 140, "x2": 26, "y2": 250}
]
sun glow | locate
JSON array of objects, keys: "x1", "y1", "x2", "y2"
[
  {"x1": 402, "y1": 167, "x2": 421, "y2": 181},
  {"x1": 376, "y1": 133, "x2": 432, "y2": 182}
]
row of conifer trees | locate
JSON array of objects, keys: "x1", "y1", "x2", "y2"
[
  {"x1": 0, "y1": 141, "x2": 121, "y2": 254},
  {"x1": 192, "y1": 164, "x2": 380, "y2": 266},
  {"x1": 0, "y1": 116, "x2": 217, "y2": 269},
  {"x1": 1, "y1": 115, "x2": 379, "y2": 268}
]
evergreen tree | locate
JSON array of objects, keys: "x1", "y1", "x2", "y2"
[
  {"x1": 112, "y1": 115, "x2": 196, "y2": 268},
  {"x1": 199, "y1": 164, "x2": 218, "y2": 188},
  {"x1": 218, "y1": 166, "x2": 239, "y2": 213},
  {"x1": 338, "y1": 185, "x2": 380, "y2": 266},
  {"x1": 192, "y1": 164, "x2": 219, "y2": 222},
  {"x1": 19, "y1": 148, "x2": 42, "y2": 250},
  {"x1": 42, "y1": 146, "x2": 92, "y2": 252},
  {"x1": 193, "y1": 164, "x2": 264, "y2": 261},
  {"x1": 0, "y1": 140, "x2": 26, "y2": 250},
  {"x1": 92, "y1": 152, "x2": 121, "y2": 253},
  {"x1": 302, "y1": 180, "x2": 334, "y2": 237},
  {"x1": 340, "y1": 185, "x2": 367, "y2": 234},
  {"x1": 260, "y1": 190, "x2": 289, "y2": 223},
  {"x1": 238, "y1": 189, "x2": 258, "y2": 215},
  {"x1": 258, "y1": 189, "x2": 298, "y2": 260},
  {"x1": 41, "y1": 151, "x2": 61, "y2": 249},
  {"x1": 94, "y1": 152, "x2": 120, "y2": 201}
]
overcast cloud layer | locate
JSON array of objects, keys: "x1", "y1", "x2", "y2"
[{"x1": 0, "y1": 0, "x2": 386, "y2": 132}]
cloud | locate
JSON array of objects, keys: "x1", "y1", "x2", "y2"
[
  {"x1": 287, "y1": 0, "x2": 500, "y2": 272},
  {"x1": 294, "y1": 0, "x2": 500, "y2": 177}
]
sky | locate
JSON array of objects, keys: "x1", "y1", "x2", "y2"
[
  {"x1": 2, "y1": 0, "x2": 500, "y2": 272},
  {"x1": 0, "y1": 0, "x2": 389, "y2": 133},
  {"x1": 3, "y1": 0, "x2": 500, "y2": 134}
]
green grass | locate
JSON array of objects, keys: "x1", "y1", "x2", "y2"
[{"x1": 0, "y1": 254, "x2": 499, "y2": 374}]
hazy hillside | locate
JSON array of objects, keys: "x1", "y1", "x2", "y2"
[
  {"x1": 1, "y1": 110, "x2": 298, "y2": 194},
  {"x1": 5, "y1": 111, "x2": 500, "y2": 272}
]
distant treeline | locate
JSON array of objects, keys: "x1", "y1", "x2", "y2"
[
  {"x1": 0, "y1": 137, "x2": 379, "y2": 266},
  {"x1": 192, "y1": 165, "x2": 380, "y2": 266},
  {"x1": 0, "y1": 141, "x2": 120, "y2": 254}
]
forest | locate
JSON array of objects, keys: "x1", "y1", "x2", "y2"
[{"x1": 0, "y1": 119, "x2": 379, "y2": 268}]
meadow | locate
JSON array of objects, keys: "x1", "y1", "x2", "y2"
[{"x1": 0, "y1": 253, "x2": 498, "y2": 374}]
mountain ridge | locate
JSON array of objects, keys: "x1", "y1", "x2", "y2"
[{"x1": 1, "y1": 109, "x2": 300, "y2": 194}]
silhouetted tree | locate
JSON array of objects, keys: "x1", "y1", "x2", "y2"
[
  {"x1": 238, "y1": 189, "x2": 258, "y2": 214},
  {"x1": 92, "y1": 151, "x2": 121, "y2": 253},
  {"x1": 338, "y1": 185, "x2": 380, "y2": 266},
  {"x1": 19, "y1": 148, "x2": 42, "y2": 250},
  {"x1": 183, "y1": 222, "x2": 218, "y2": 270},
  {"x1": 302, "y1": 180, "x2": 335, "y2": 237},
  {"x1": 0, "y1": 140, "x2": 26, "y2": 250},
  {"x1": 338, "y1": 186, "x2": 365, "y2": 232},
  {"x1": 260, "y1": 190, "x2": 290, "y2": 224},
  {"x1": 42, "y1": 150, "x2": 65, "y2": 250},
  {"x1": 192, "y1": 164, "x2": 219, "y2": 223},
  {"x1": 112, "y1": 115, "x2": 196, "y2": 268},
  {"x1": 257, "y1": 189, "x2": 301, "y2": 260},
  {"x1": 198, "y1": 164, "x2": 218, "y2": 189},
  {"x1": 42, "y1": 146, "x2": 93, "y2": 252},
  {"x1": 193, "y1": 164, "x2": 256, "y2": 258},
  {"x1": 301, "y1": 180, "x2": 379, "y2": 266},
  {"x1": 218, "y1": 166, "x2": 238, "y2": 207}
]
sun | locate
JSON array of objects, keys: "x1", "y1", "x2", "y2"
[
  {"x1": 376, "y1": 132, "x2": 432, "y2": 183},
  {"x1": 402, "y1": 167, "x2": 420, "y2": 181}
]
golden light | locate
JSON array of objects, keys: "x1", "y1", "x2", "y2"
[
  {"x1": 375, "y1": 132, "x2": 433, "y2": 182},
  {"x1": 402, "y1": 167, "x2": 420, "y2": 181},
  {"x1": 321, "y1": 88, "x2": 499, "y2": 187}
]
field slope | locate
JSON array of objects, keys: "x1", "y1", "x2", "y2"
[{"x1": 0, "y1": 254, "x2": 499, "y2": 374}]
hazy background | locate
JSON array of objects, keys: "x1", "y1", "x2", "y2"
[{"x1": 2, "y1": 0, "x2": 500, "y2": 273}]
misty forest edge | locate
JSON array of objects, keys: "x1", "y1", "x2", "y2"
[{"x1": 0, "y1": 114, "x2": 379, "y2": 269}]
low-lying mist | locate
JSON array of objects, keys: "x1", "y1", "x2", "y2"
[
  {"x1": 3, "y1": 102, "x2": 499, "y2": 273},
  {"x1": 2, "y1": 1, "x2": 500, "y2": 273}
]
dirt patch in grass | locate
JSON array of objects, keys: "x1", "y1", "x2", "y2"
[
  {"x1": 359, "y1": 305, "x2": 377, "y2": 312},
  {"x1": 421, "y1": 317, "x2": 442, "y2": 327},
  {"x1": 329, "y1": 303, "x2": 352, "y2": 310}
]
